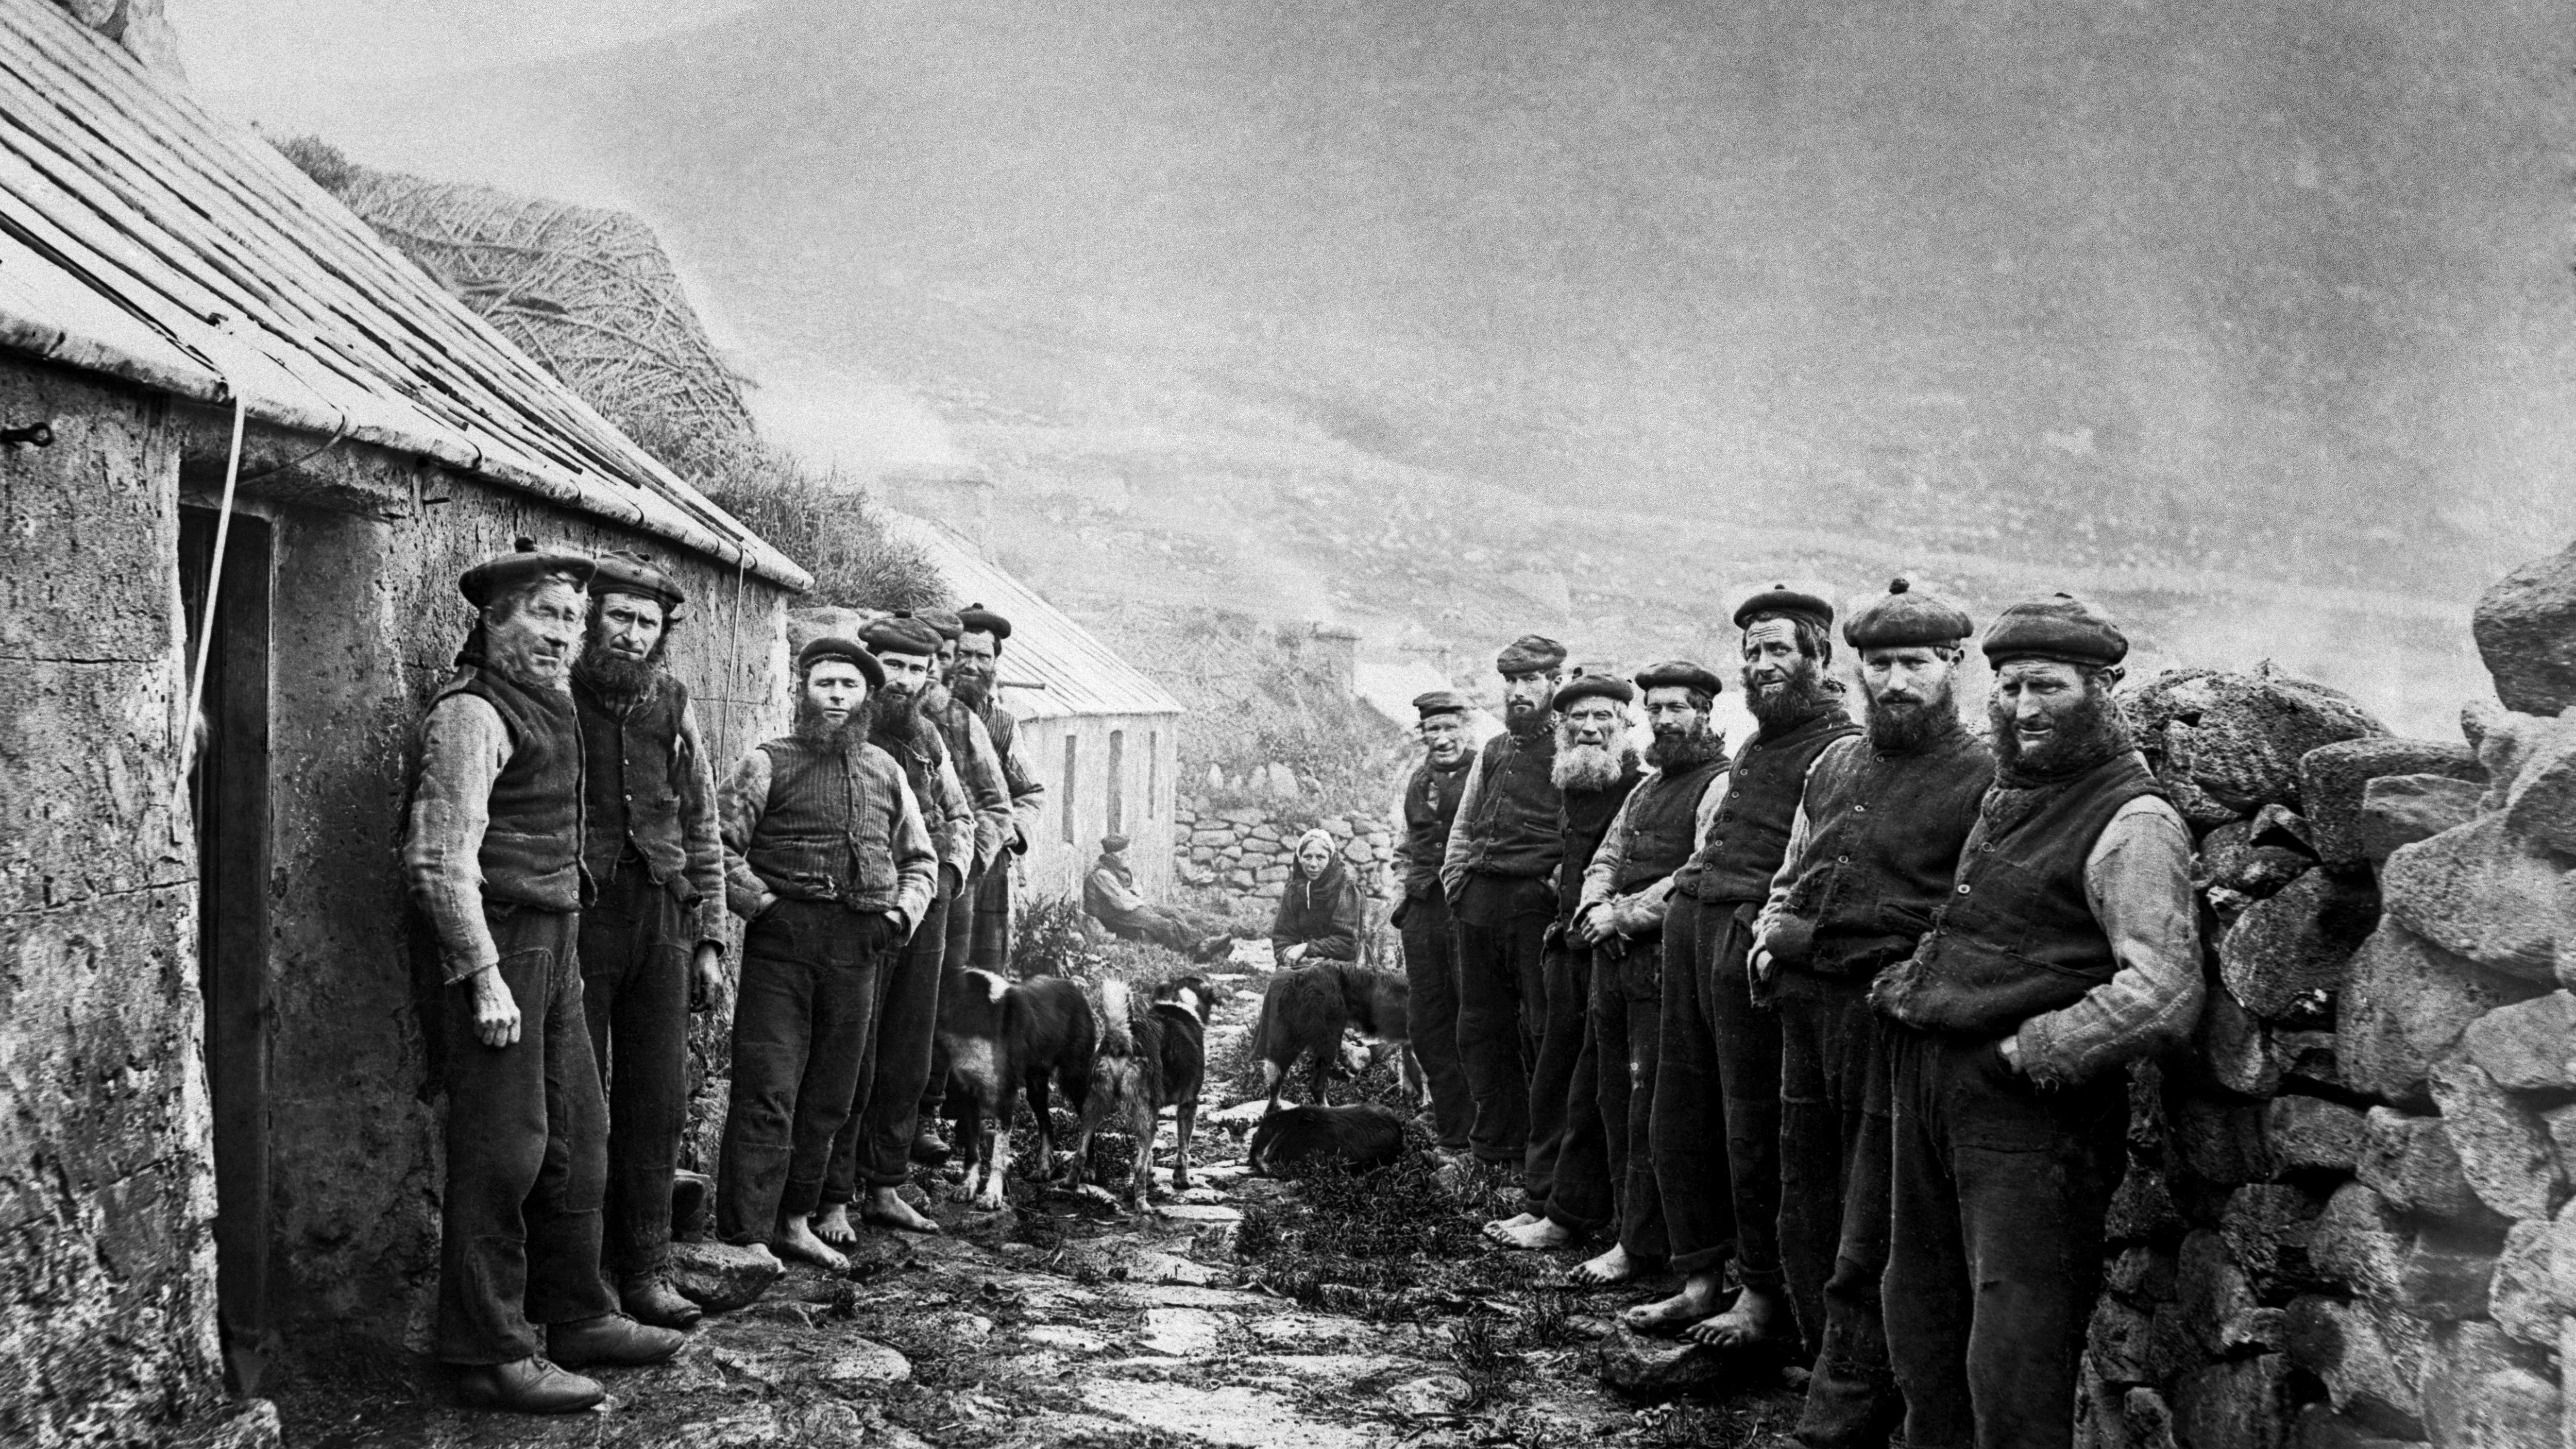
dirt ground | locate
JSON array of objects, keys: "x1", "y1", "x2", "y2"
[{"x1": 268, "y1": 952, "x2": 1803, "y2": 1448}]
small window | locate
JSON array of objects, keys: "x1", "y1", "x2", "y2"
[
  {"x1": 1147, "y1": 731, "x2": 1158, "y2": 819},
  {"x1": 1062, "y1": 735, "x2": 1079, "y2": 844},
  {"x1": 1107, "y1": 729, "x2": 1126, "y2": 836}
]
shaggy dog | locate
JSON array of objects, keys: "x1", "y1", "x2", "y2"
[
  {"x1": 1248, "y1": 1102, "x2": 1409, "y2": 1177},
  {"x1": 940, "y1": 970, "x2": 1096, "y2": 1209},
  {"x1": 1249, "y1": 963, "x2": 1422, "y2": 1111},
  {"x1": 1065, "y1": 975, "x2": 1216, "y2": 1206}
]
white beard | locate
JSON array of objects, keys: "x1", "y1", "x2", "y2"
[{"x1": 1552, "y1": 741, "x2": 1627, "y2": 792}]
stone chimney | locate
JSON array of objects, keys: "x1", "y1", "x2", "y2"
[{"x1": 878, "y1": 464, "x2": 997, "y2": 558}]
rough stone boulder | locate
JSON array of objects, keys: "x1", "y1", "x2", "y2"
[
  {"x1": 2380, "y1": 814, "x2": 2564, "y2": 980},
  {"x1": 2219, "y1": 870, "x2": 2379, "y2": 1024},
  {"x1": 2485, "y1": 1218, "x2": 2561, "y2": 1346},
  {"x1": 2471, "y1": 538, "x2": 2576, "y2": 717},
  {"x1": 2172, "y1": 1353, "x2": 2300, "y2": 1449},
  {"x1": 2463, "y1": 991, "x2": 2576, "y2": 1092},
  {"x1": 2416, "y1": 1322, "x2": 2528, "y2": 1449},
  {"x1": 2282, "y1": 1296, "x2": 2428, "y2": 1437},
  {"x1": 667, "y1": 1240, "x2": 785, "y2": 1311},
  {"x1": 2299, "y1": 738, "x2": 2483, "y2": 870},
  {"x1": 2395, "y1": 1230, "x2": 2497, "y2": 1321},
  {"x1": 2355, "y1": 774, "x2": 2488, "y2": 866},
  {"x1": 2355, "y1": 1108, "x2": 2487, "y2": 1222},
  {"x1": 1596, "y1": 1325, "x2": 1731, "y2": 1399},
  {"x1": 2220, "y1": 1183, "x2": 2331, "y2": 1295},
  {"x1": 2177, "y1": 1230, "x2": 2283, "y2": 1356},
  {"x1": 2306, "y1": 1183, "x2": 2406, "y2": 1307},
  {"x1": 2127, "y1": 666, "x2": 2386, "y2": 816},
  {"x1": 2338, "y1": 924, "x2": 2545, "y2": 1106},
  {"x1": 2495, "y1": 717, "x2": 2576, "y2": 858},
  {"x1": 2427, "y1": 1059, "x2": 2567, "y2": 1221}
]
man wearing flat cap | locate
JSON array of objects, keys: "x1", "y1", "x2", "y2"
[
  {"x1": 715, "y1": 635, "x2": 938, "y2": 1274},
  {"x1": 1747, "y1": 580, "x2": 1993, "y2": 1446},
  {"x1": 814, "y1": 612, "x2": 979, "y2": 1242},
  {"x1": 1869, "y1": 592, "x2": 2198, "y2": 1449},
  {"x1": 566, "y1": 550, "x2": 728, "y2": 1331},
  {"x1": 951, "y1": 603, "x2": 1048, "y2": 974},
  {"x1": 1387, "y1": 690, "x2": 1480, "y2": 1153},
  {"x1": 1631, "y1": 587, "x2": 1857, "y2": 1345},
  {"x1": 405, "y1": 541, "x2": 685, "y2": 1412},
  {"x1": 1483, "y1": 670, "x2": 1638, "y2": 1250},
  {"x1": 1439, "y1": 634, "x2": 1569, "y2": 1181}
]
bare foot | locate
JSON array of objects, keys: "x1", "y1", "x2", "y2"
[
  {"x1": 861, "y1": 1187, "x2": 942, "y2": 1235},
  {"x1": 1568, "y1": 1243, "x2": 1634, "y2": 1286},
  {"x1": 773, "y1": 1216, "x2": 850, "y2": 1272},
  {"x1": 1479, "y1": 1211, "x2": 1538, "y2": 1239},
  {"x1": 1484, "y1": 1216, "x2": 1574, "y2": 1250},
  {"x1": 811, "y1": 1202, "x2": 857, "y2": 1248},
  {"x1": 1683, "y1": 1285, "x2": 1784, "y2": 1348},
  {"x1": 1621, "y1": 1273, "x2": 1727, "y2": 1334}
]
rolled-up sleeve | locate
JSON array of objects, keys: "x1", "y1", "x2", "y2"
[
  {"x1": 2015, "y1": 796, "x2": 2204, "y2": 1086},
  {"x1": 404, "y1": 695, "x2": 512, "y2": 982},
  {"x1": 675, "y1": 697, "x2": 731, "y2": 950}
]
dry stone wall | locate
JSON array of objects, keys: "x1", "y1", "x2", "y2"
[
  {"x1": 2082, "y1": 539, "x2": 2576, "y2": 1449},
  {"x1": 1171, "y1": 797, "x2": 1398, "y2": 908}
]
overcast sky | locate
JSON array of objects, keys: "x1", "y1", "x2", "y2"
[{"x1": 171, "y1": 0, "x2": 755, "y2": 93}]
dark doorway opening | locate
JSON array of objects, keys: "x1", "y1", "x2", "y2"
[{"x1": 179, "y1": 505, "x2": 273, "y2": 1395}]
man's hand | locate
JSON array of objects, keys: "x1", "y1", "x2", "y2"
[
  {"x1": 1750, "y1": 940, "x2": 1775, "y2": 984},
  {"x1": 690, "y1": 943, "x2": 724, "y2": 1012},
  {"x1": 1998, "y1": 1035, "x2": 2025, "y2": 1075},
  {"x1": 1570, "y1": 904, "x2": 1605, "y2": 946},
  {"x1": 1282, "y1": 942, "x2": 1309, "y2": 964},
  {"x1": 468, "y1": 966, "x2": 521, "y2": 1048},
  {"x1": 882, "y1": 910, "x2": 908, "y2": 946},
  {"x1": 940, "y1": 863, "x2": 965, "y2": 900}
]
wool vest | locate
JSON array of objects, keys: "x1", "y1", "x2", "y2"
[
  {"x1": 1401, "y1": 757, "x2": 1474, "y2": 900},
  {"x1": 742, "y1": 736, "x2": 907, "y2": 905},
  {"x1": 574, "y1": 671, "x2": 694, "y2": 899},
  {"x1": 1453, "y1": 727, "x2": 1563, "y2": 880},
  {"x1": 1614, "y1": 756, "x2": 1728, "y2": 892},
  {"x1": 1558, "y1": 765, "x2": 1642, "y2": 920},
  {"x1": 924, "y1": 693, "x2": 980, "y2": 783},
  {"x1": 877, "y1": 719, "x2": 966, "y2": 872},
  {"x1": 438, "y1": 667, "x2": 587, "y2": 911},
  {"x1": 1677, "y1": 708, "x2": 1858, "y2": 903},
  {"x1": 1772, "y1": 725, "x2": 1994, "y2": 978},
  {"x1": 1882, "y1": 750, "x2": 2165, "y2": 1038}
]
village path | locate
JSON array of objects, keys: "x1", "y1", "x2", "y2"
[{"x1": 273, "y1": 954, "x2": 1800, "y2": 1448}]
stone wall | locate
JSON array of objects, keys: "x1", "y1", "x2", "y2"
[
  {"x1": 1171, "y1": 796, "x2": 1398, "y2": 911},
  {"x1": 2081, "y1": 540, "x2": 2576, "y2": 1449}
]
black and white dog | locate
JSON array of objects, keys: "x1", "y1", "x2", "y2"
[
  {"x1": 940, "y1": 969, "x2": 1096, "y2": 1209},
  {"x1": 1067, "y1": 975, "x2": 1215, "y2": 1207},
  {"x1": 1249, "y1": 962, "x2": 1422, "y2": 1112}
]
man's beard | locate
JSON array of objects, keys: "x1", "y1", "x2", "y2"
[
  {"x1": 1865, "y1": 679, "x2": 1959, "y2": 754},
  {"x1": 573, "y1": 641, "x2": 658, "y2": 707},
  {"x1": 1551, "y1": 719, "x2": 1631, "y2": 791},
  {"x1": 1990, "y1": 686, "x2": 2130, "y2": 781},
  {"x1": 868, "y1": 687, "x2": 930, "y2": 749},
  {"x1": 483, "y1": 618, "x2": 572, "y2": 695},
  {"x1": 952, "y1": 669, "x2": 993, "y2": 709},
  {"x1": 1741, "y1": 657, "x2": 1837, "y2": 735},
  {"x1": 793, "y1": 692, "x2": 876, "y2": 749},
  {"x1": 1505, "y1": 702, "x2": 1552, "y2": 738},
  {"x1": 1643, "y1": 723, "x2": 1726, "y2": 773}
]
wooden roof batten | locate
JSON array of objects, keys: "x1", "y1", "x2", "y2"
[{"x1": 0, "y1": 0, "x2": 809, "y2": 590}]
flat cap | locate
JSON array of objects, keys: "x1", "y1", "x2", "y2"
[
  {"x1": 1634, "y1": 660, "x2": 1724, "y2": 697},
  {"x1": 917, "y1": 607, "x2": 964, "y2": 641},
  {"x1": 1100, "y1": 833, "x2": 1131, "y2": 853},
  {"x1": 796, "y1": 635, "x2": 885, "y2": 688},
  {"x1": 1495, "y1": 634, "x2": 1567, "y2": 675},
  {"x1": 587, "y1": 548, "x2": 685, "y2": 614},
  {"x1": 1982, "y1": 592, "x2": 2128, "y2": 668},
  {"x1": 1733, "y1": 583, "x2": 1835, "y2": 632},
  {"x1": 1412, "y1": 690, "x2": 1469, "y2": 721},
  {"x1": 1555, "y1": 673, "x2": 1635, "y2": 708},
  {"x1": 1844, "y1": 578, "x2": 1973, "y2": 650},
  {"x1": 460, "y1": 537, "x2": 595, "y2": 608},
  {"x1": 861, "y1": 611, "x2": 945, "y2": 658},
  {"x1": 958, "y1": 602, "x2": 1013, "y2": 641}
]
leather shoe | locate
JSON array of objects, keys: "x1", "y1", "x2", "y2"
[
  {"x1": 620, "y1": 1275, "x2": 703, "y2": 1330},
  {"x1": 548, "y1": 1313, "x2": 685, "y2": 1368},
  {"x1": 453, "y1": 1356, "x2": 603, "y2": 1414},
  {"x1": 910, "y1": 1128, "x2": 951, "y2": 1164}
]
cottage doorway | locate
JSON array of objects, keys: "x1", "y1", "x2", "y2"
[{"x1": 179, "y1": 505, "x2": 274, "y2": 1394}]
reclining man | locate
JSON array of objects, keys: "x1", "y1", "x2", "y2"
[{"x1": 1084, "y1": 833, "x2": 1235, "y2": 960}]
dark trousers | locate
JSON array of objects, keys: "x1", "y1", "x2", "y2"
[
  {"x1": 1531, "y1": 943, "x2": 1612, "y2": 1230},
  {"x1": 1780, "y1": 977, "x2": 1901, "y2": 1449},
  {"x1": 828, "y1": 890, "x2": 951, "y2": 1200},
  {"x1": 920, "y1": 872, "x2": 980, "y2": 1129},
  {"x1": 716, "y1": 901, "x2": 891, "y2": 1240},
  {"x1": 437, "y1": 906, "x2": 617, "y2": 1364},
  {"x1": 577, "y1": 867, "x2": 692, "y2": 1282},
  {"x1": 1653, "y1": 894, "x2": 1747, "y2": 1278},
  {"x1": 1591, "y1": 930, "x2": 1668, "y2": 1259},
  {"x1": 1452, "y1": 874, "x2": 1553, "y2": 1169},
  {"x1": 1400, "y1": 891, "x2": 1475, "y2": 1152},
  {"x1": 969, "y1": 858, "x2": 1011, "y2": 971},
  {"x1": 1884, "y1": 1028, "x2": 2127, "y2": 1449},
  {"x1": 1102, "y1": 903, "x2": 1225, "y2": 955}
]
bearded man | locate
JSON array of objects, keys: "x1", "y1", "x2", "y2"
[
  {"x1": 952, "y1": 603, "x2": 1047, "y2": 971},
  {"x1": 1629, "y1": 587, "x2": 1858, "y2": 1342},
  {"x1": 405, "y1": 542, "x2": 684, "y2": 1413},
  {"x1": 566, "y1": 552, "x2": 728, "y2": 1332},
  {"x1": 1535, "y1": 661, "x2": 1732, "y2": 1286},
  {"x1": 716, "y1": 637, "x2": 937, "y2": 1273},
  {"x1": 1484, "y1": 671, "x2": 1638, "y2": 1248},
  {"x1": 1869, "y1": 594, "x2": 2198, "y2": 1449},
  {"x1": 1439, "y1": 635, "x2": 1569, "y2": 1180},
  {"x1": 1749, "y1": 581, "x2": 1993, "y2": 1447},
  {"x1": 904, "y1": 606, "x2": 1014, "y2": 1162},
  {"x1": 1388, "y1": 690, "x2": 1479, "y2": 1154},
  {"x1": 814, "y1": 613, "x2": 977, "y2": 1242}
]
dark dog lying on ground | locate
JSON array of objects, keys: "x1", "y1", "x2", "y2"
[
  {"x1": 940, "y1": 970, "x2": 1096, "y2": 1209},
  {"x1": 1248, "y1": 1102, "x2": 1409, "y2": 1177},
  {"x1": 1066, "y1": 975, "x2": 1216, "y2": 1207},
  {"x1": 1249, "y1": 962, "x2": 1423, "y2": 1111}
]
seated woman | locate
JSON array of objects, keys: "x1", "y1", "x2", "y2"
[{"x1": 1270, "y1": 827, "x2": 1363, "y2": 967}]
